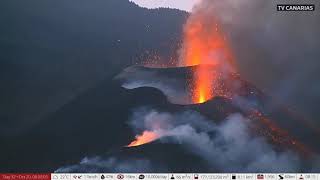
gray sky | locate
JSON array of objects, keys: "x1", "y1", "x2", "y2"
[{"x1": 129, "y1": 0, "x2": 198, "y2": 12}]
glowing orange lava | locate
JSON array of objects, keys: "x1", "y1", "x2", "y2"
[
  {"x1": 126, "y1": 130, "x2": 159, "y2": 147},
  {"x1": 180, "y1": 6, "x2": 235, "y2": 103},
  {"x1": 249, "y1": 110, "x2": 312, "y2": 156},
  {"x1": 192, "y1": 65, "x2": 214, "y2": 103}
]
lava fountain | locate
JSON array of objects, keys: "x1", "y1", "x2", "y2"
[
  {"x1": 127, "y1": 1, "x2": 236, "y2": 147},
  {"x1": 192, "y1": 65, "x2": 215, "y2": 103},
  {"x1": 179, "y1": 4, "x2": 235, "y2": 103}
]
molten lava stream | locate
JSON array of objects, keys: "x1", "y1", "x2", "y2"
[
  {"x1": 249, "y1": 110, "x2": 312, "y2": 156},
  {"x1": 127, "y1": 130, "x2": 159, "y2": 147}
]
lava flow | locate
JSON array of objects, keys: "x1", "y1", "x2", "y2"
[
  {"x1": 179, "y1": 4, "x2": 235, "y2": 104},
  {"x1": 126, "y1": 130, "x2": 159, "y2": 147}
]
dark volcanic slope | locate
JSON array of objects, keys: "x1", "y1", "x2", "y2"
[{"x1": 100, "y1": 141, "x2": 210, "y2": 172}]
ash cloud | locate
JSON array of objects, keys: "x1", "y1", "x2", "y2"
[
  {"x1": 192, "y1": 0, "x2": 320, "y2": 122},
  {"x1": 129, "y1": 107, "x2": 320, "y2": 172}
]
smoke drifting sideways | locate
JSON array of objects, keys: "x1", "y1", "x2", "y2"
[
  {"x1": 55, "y1": 156, "x2": 158, "y2": 173},
  {"x1": 197, "y1": 0, "x2": 320, "y2": 122},
  {"x1": 128, "y1": 108, "x2": 320, "y2": 172},
  {"x1": 57, "y1": 107, "x2": 320, "y2": 172}
]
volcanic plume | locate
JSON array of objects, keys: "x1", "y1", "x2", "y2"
[{"x1": 179, "y1": 2, "x2": 235, "y2": 104}]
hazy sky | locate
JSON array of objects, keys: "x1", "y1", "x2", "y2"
[{"x1": 129, "y1": 0, "x2": 197, "y2": 12}]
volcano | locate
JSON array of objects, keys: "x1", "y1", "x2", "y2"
[
  {"x1": 116, "y1": 65, "x2": 320, "y2": 157},
  {"x1": 56, "y1": 64, "x2": 320, "y2": 172},
  {"x1": 2, "y1": 0, "x2": 319, "y2": 173},
  {"x1": 52, "y1": 0, "x2": 320, "y2": 171}
]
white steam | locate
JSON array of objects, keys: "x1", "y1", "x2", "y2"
[
  {"x1": 55, "y1": 156, "x2": 155, "y2": 173},
  {"x1": 129, "y1": 107, "x2": 320, "y2": 172}
]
